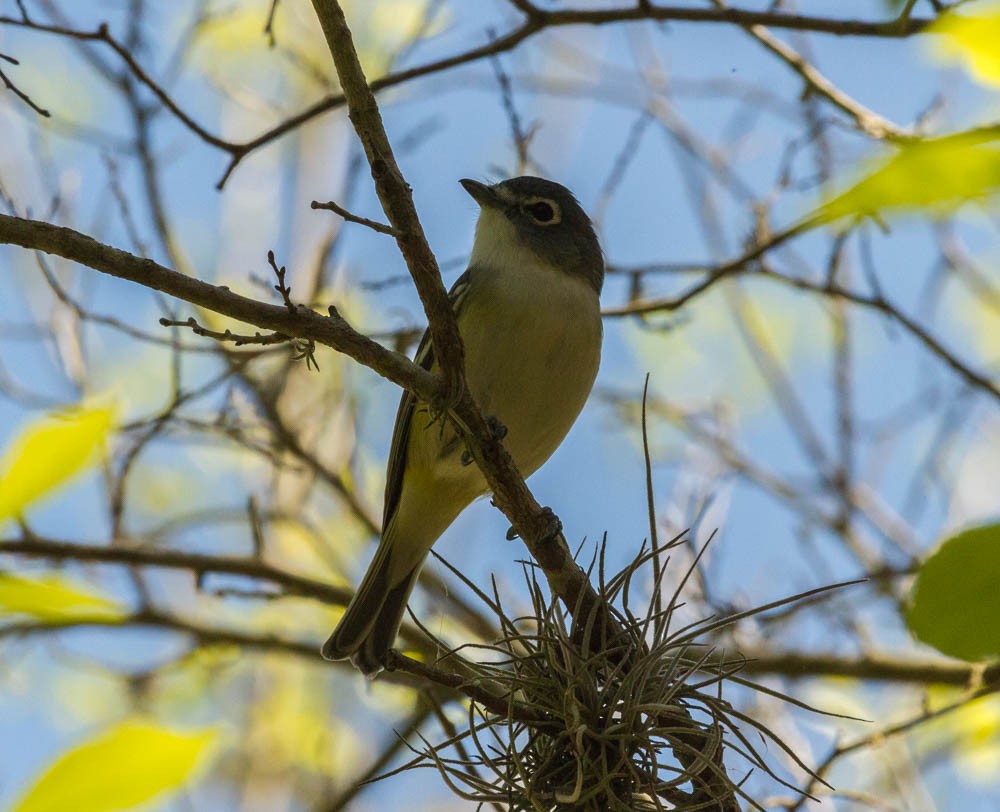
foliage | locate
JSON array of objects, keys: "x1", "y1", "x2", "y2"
[
  {"x1": 0, "y1": 572, "x2": 124, "y2": 623},
  {"x1": 0, "y1": 404, "x2": 115, "y2": 523},
  {"x1": 11, "y1": 720, "x2": 219, "y2": 812},
  {"x1": 928, "y1": 1, "x2": 1000, "y2": 87},
  {"x1": 814, "y1": 134, "x2": 1000, "y2": 224},
  {"x1": 907, "y1": 524, "x2": 1000, "y2": 662}
]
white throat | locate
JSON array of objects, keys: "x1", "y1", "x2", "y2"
[{"x1": 469, "y1": 207, "x2": 546, "y2": 273}]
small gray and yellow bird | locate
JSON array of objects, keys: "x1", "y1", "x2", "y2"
[{"x1": 322, "y1": 176, "x2": 604, "y2": 675}]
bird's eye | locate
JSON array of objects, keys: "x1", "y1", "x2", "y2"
[{"x1": 527, "y1": 201, "x2": 555, "y2": 222}]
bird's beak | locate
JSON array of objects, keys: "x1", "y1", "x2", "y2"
[{"x1": 460, "y1": 178, "x2": 502, "y2": 209}]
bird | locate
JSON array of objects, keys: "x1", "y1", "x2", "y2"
[{"x1": 322, "y1": 176, "x2": 604, "y2": 676}]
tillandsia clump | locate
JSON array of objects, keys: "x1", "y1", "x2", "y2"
[{"x1": 387, "y1": 534, "x2": 837, "y2": 811}]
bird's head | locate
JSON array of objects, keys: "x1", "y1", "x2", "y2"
[{"x1": 461, "y1": 176, "x2": 604, "y2": 295}]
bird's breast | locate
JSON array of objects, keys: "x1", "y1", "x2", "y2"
[{"x1": 456, "y1": 260, "x2": 602, "y2": 478}]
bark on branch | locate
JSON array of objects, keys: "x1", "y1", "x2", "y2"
[
  {"x1": 307, "y1": 0, "x2": 619, "y2": 649},
  {"x1": 0, "y1": 213, "x2": 438, "y2": 403}
]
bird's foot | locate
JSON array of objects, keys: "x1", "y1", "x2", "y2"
[
  {"x1": 461, "y1": 415, "x2": 508, "y2": 466},
  {"x1": 507, "y1": 506, "x2": 562, "y2": 542},
  {"x1": 486, "y1": 415, "x2": 508, "y2": 441},
  {"x1": 539, "y1": 506, "x2": 563, "y2": 541}
]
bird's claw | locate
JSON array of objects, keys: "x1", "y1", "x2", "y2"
[
  {"x1": 507, "y1": 507, "x2": 562, "y2": 542},
  {"x1": 461, "y1": 416, "x2": 507, "y2": 466},
  {"x1": 486, "y1": 415, "x2": 508, "y2": 441},
  {"x1": 540, "y1": 506, "x2": 563, "y2": 541}
]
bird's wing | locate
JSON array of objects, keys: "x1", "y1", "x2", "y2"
[{"x1": 381, "y1": 269, "x2": 473, "y2": 529}]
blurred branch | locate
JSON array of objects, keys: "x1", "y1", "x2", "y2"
[
  {"x1": 603, "y1": 218, "x2": 811, "y2": 316},
  {"x1": 321, "y1": 696, "x2": 441, "y2": 812},
  {"x1": 3, "y1": 551, "x2": 986, "y2": 689},
  {"x1": 755, "y1": 265, "x2": 1000, "y2": 406},
  {"x1": 0, "y1": 51, "x2": 50, "y2": 116},
  {"x1": 603, "y1": 228, "x2": 1000, "y2": 407},
  {"x1": 31, "y1": 248, "x2": 216, "y2": 352},
  {"x1": 714, "y1": 0, "x2": 907, "y2": 140},
  {"x1": 489, "y1": 51, "x2": 534, "y2": 174},
  {"x1": 309, "y1": 0, "x2": 465, "y2": 401},
  {"x1": 735, "y1": 651, "x2": 999, "y2": 687},
  {"x1": 0, "y1": 607, "x2": 543, "y2": 726},
  {"x1": 0, "y1": 535, "x2": 354, "y2": 606},
  {"x1": 0, "y1": 18, "x2": 229, "y2": 147},
  {"x1": 787, "y1": 679, "x2": 1000, "y2": 810},
  {"x1": 0, "y1": 6, "x2": 932, "y2": 187},
  {"x1": 0, "y1": 212, "x2": 442, "y2": 404},
  {"x1": 524, "y1": 5, "x2": 932, "y2": 36}
]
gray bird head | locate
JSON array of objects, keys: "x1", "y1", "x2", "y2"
[{"x1": 460, "y1": 176, "x2": 604, "y2": 295}]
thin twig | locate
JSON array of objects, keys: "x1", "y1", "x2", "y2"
[
  {"x1": 0, "y1": 53, "x2": 50, "y2": 116},
  {"x1": 310, "y1": 199, "x2": 400, "y2": 236}
]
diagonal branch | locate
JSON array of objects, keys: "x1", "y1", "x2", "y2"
[
  {"x1": 306, "y1": 0, "x2": 623, "y2": 656},
  {"x1": 309, "y1": 0, "x2": 465, "y2": 403},
  {"x1": 0, "y1": 213, "x2": 439, "y2": 405},
  {"x1": 0, "y1": 7, "x2": 933, "y2": 187},
  {"x1": 309, "y1": 3, "x2": 743, "y2": 805},
  {"x1": 1, "y1": 535, "x2": 352, "y2": 604},
  {"x1": 714, "y1": 0, "x2": 907, "y2": 140}
]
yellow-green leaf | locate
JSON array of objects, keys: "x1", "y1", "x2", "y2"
[
  {"x1": 951, "y1": 695, "x2": 1000, "y2": 782},
  {"x1": 195, "y1": 0, "x2": 442, "y2": 95},
  {"x1": 11, "y1": 720, "x2": 220, "y2": 812},
  {"x1": 0, "y1": 572, "x2": 125, "y2": 623},
  {"x1": 906, "y1": 524, "x2": 1000, "y2": 662},
  {"x1": 813, "y1": 134, "x2": 1000, "y2": 224},
  {"x1": 0, "y1": 404, "x2": 116, "y2": 521},
  {"x1": 928, "y1": 2, "x2": 1000, "y2": 87}
]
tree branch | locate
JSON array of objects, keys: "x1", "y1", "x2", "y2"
[
  {"x1": 735, "y1": 650, "x2": 999, "y2": 687},
  {"x1": 1, "y1": 535, "x2": 353, "y2": 605},
  {"x1": 307, "y1": 0, "x2": 632, "y2": 667},
  {"x1": 713, "y1": 0, "x2": 907, "y2": 140},
  {"x1": 0, "y1": 213, "x2": 439, "y2": 404},
  {"x1": 308, "y1": 0, "x2": 465, "y2": 403},
  {"x1": 0, "y1": 7, "x2": 932, "y2": 187}
]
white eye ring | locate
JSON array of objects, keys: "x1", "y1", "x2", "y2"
[{"x1": 522, "y1": 197, "x2": 561, "y2": 225}]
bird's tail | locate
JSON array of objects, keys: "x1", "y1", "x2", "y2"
[{"x1": 321, "y1": 538, "x2": 422, "y2": 676}]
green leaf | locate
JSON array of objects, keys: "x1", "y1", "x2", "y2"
[
  {"x1": 11, "y1": 720, "x2": 220, "y2": 812},
  {"x1": 0, "y1": 403, "x2": 116, "y2": 522},
  {"x1": 0, "y1": 572, "x2": 125, "y2": 623},
  {"x1": 907, "y1": 525, "x2": 1000, "y2": 662},
  {"x1": 812, "y1": 133, "x2": 1000, "y2": 224}
]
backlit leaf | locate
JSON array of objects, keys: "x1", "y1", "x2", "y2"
[
  {"x1": 916, "y1": 692, "x2": 1000, "y2": 784},
  {"x1": 906, "y1": 524, "x2": 1000, "y2": 662},
  {"x1": 950, "y1": 695, "x2": 1000, "y2": 782},
  {"x1": 11, "y1": 720, "x2": 220, "y2": 812},
  {"x1": 195, "y1": 0, "x2": 441, "y2": 95},
  {"x1": 0, "y1": 572, "x2": 124, "y2": 623},
  {"x1": 813, "y1": 134, "x2": 1000, "y2": 225},
  {"x1": 928, "y1": 2, "x2": 1000, "y2": 87},
  {"x1": 0, "y1": 404, "x2": 116, "y2": 522}
]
